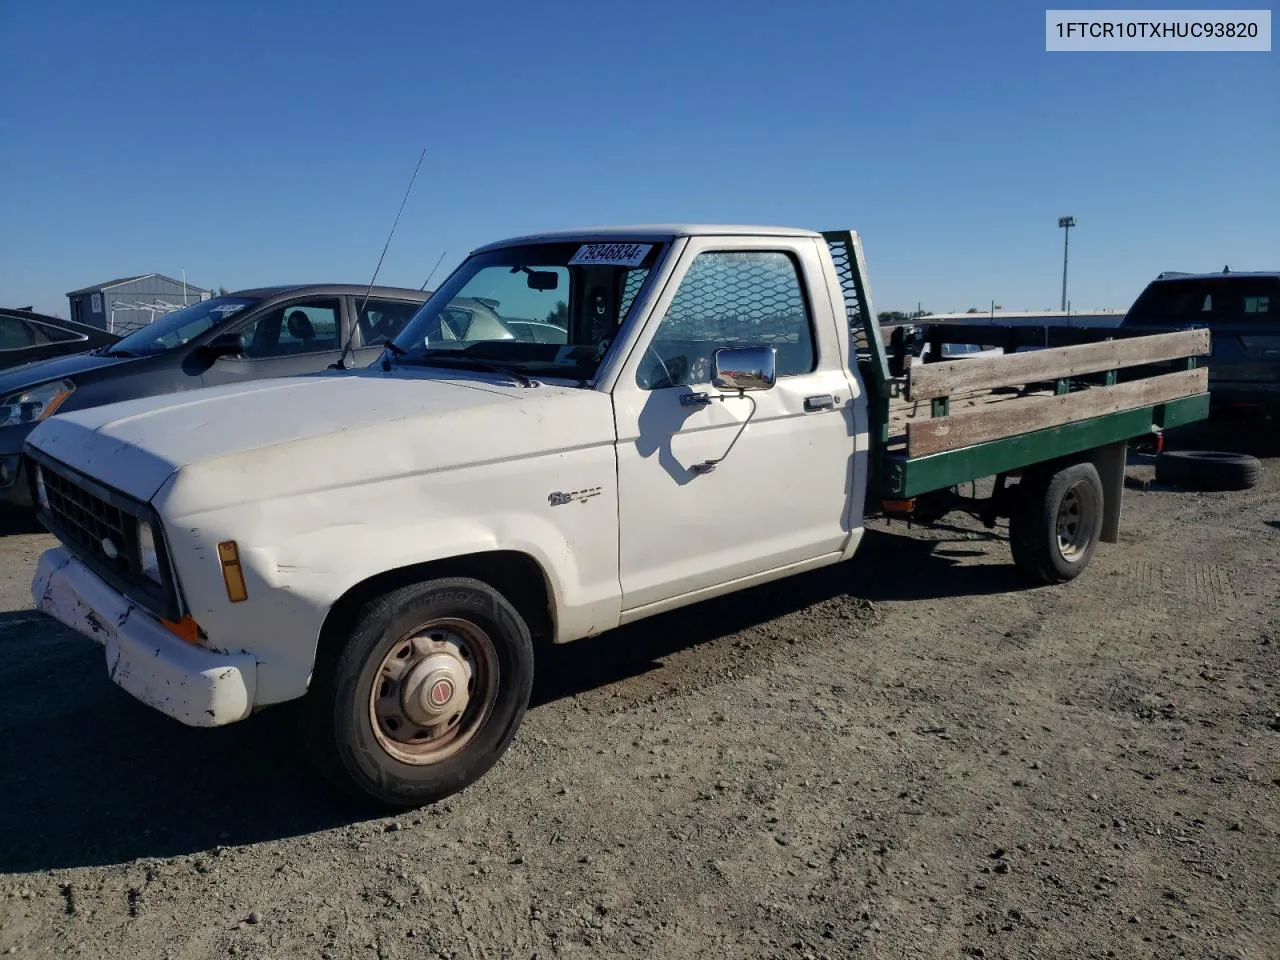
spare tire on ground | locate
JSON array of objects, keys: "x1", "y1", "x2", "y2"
[{"x1": 1154, "y1": 450, "x2": 1262, "y2": 491}]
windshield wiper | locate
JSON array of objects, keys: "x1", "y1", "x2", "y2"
[
  {"x1": 101, "y1": 348, "x2": 141, "y2": 358},
  {"x1": 409, "y1": 353, "x2": 534, "y2": 388}
]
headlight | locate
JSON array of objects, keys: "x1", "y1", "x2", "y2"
[
  {"x1": 138, "y1": 520, "x2": 162, "y2": 584},
  {"x1": 0, "y1": 380, "x2": 76, "y2": 428}
]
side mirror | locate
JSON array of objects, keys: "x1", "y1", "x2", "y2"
[
  {"x1": 711, "y1": 346, "x2": 776, "y2": 392},
  {"x1": 201, "y1": 332, "x2": 246, "y2": 358}
]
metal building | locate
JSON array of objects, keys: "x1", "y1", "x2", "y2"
[{"x1": 66, "y1": 274, "x2": 211, "y2": 334}]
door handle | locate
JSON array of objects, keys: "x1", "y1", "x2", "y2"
[{"x1": 803, "y1": 394, "x2": 835, "y2": 411}]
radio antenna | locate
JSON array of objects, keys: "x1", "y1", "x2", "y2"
[
  {"x1": 420, "y1": 249, "x2": 448, "y2": 291},
  {"x1": 332, "y1": 147, "x2": 427, "y2": 370}
]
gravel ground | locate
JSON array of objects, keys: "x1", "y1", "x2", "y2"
[{"x1": 0, "y1": 421, "x2": 1276, "y2": 960}]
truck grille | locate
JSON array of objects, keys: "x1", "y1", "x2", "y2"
[
  {"x1": 39, "y1": 465, "x2": 137, "y2": 580},
  {"x1": 27, "y1": 451, "x2": 180, "y2": 621}
]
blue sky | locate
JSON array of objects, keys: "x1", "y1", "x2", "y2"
[{"x1": 1, "y1": 0, "x2": 1276, "y2": 317}]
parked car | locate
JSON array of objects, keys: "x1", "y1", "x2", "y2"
[
  {"x1": 0, "y1": 307, "x2": 119, "y2": 370},
  {"x1": 0, "y1": 284, "x2": 429, "y2": 511},
  {"x1": 429, "y1": 297, "x2": 569, "y2": 344},
  {"x1": 1118, "y1": 269, "x2": 1280, "y2": 415}
]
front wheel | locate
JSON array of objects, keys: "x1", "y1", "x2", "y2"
[
  {"x1": 1009, "y1": 461, "x2": 1104, "y2": 585},
  {"x1": 303, "y1": 577, "x2": 535, "y2": 808}
]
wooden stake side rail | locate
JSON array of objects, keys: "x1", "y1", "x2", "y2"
[
  {"x1": 882, "y1": 392, "x2": 1210, "y2": 499},
  {"x1": 906, "y1": 328, "x2": 1210, "y2": 402},
  {"x1": 906, "y1": 367, "x2": 1208, "y2": 457}
]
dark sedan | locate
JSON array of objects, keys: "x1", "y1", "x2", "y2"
[
  {"x1": 0, "y1": 283, "x2": 429, "y2": 510},
  {"x1": 0, "y1": 307, "x2": 119, "y2": 370}
]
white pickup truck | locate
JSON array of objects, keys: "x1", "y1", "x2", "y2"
[{"x1": 24, "y1": 225, "x2": 1209, "y2": 807}]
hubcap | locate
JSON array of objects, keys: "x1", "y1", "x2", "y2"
[
  {"x1": 368, "y1": 618, "x2": 499, "y2": 765},
  {"x1": 1055, "y1": 480, "x2": 1096, "y2": 562}
]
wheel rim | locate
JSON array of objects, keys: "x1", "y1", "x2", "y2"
[
  {"x1": 368, "y1": 617, "x2": 500, "y2": 765},
  {"x1": 1055, "y1": 480, "x2": 1097, "y2": 562}
]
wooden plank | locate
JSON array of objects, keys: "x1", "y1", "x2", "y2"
[
  {"x1": 907, "y1": 328, "x2": 1209, "y2": 401},
  {"x1": 906, "y1": 368, "x2": 1207, "y2": 457},
  {"x1": 888, "y1": 386, "x2": 1057, "y2": 442},
  {"x1": 887, "y1": 393, "x2": 1210, "y2": 497}
]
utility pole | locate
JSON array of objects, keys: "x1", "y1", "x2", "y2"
[{"x1": 1058, "y1": 216, "x2": 1076, "y2": 312}]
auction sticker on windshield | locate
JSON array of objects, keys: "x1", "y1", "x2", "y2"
[{"x1": 568, "y1": 243, "x2": 652, "y2": 267}]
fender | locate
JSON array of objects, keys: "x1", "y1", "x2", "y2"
[{"x1": 151, "y1": 412, "x2": 622, "y2": 706}]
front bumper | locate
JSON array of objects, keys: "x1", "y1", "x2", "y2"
[{"x1": 32, "y1": 546, "x2": 256, "y2": 727}]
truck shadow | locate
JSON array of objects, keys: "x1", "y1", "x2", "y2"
[
  {"x1": 530, "y1": 526, "x2": 1020, "y2": 707},
  {"x1": 0, "y1": 610, "x2": 362, "y2": 874},
  {"x1": 0, "y1": 528, "x2": 1019, "y2": 873}
]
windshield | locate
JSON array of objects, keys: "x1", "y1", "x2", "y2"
[
  {"x1": 1125, "y1": 277, "x2": 1278, "y2": 326},
  {"x1": 108, "y1": 297, "x2": 259, "y2": 354},
  {"x1": 391, "y1": 241, "x2": 664, "y2": 381}
]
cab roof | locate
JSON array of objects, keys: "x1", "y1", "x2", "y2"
[
  {"x1": 471, "y1": 224, "x2": 822, "y2": 254},
  {"x1": 227, "y1": 283, "x2": 430, "y2": 299}
]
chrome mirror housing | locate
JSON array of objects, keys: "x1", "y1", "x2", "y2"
[{"x1": 711, "y1": 346, "x2": 776, "y2": 392}]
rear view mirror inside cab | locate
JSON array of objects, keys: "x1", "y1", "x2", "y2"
[{"x1": 511, "y1": 266, "x2": 560, "y2": 292}]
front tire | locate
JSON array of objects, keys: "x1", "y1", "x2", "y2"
[
  {"x1": 303, "y1": 577, "x2": 534, "y2": 809},
  {"x1": 1009, "y1": 461, "x2": 1104, "y2": 585}
]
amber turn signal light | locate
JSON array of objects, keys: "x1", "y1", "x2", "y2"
[
  {"x1": 217, "y1": 540, "x2": 248, "y2": 603},
  {"x1": 161, "y1": 614, "x2": 203, "y2": 646}
]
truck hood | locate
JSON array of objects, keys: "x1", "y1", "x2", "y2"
[{"x1": 26, "y1": 368, "x2": 603, "y2": 503}]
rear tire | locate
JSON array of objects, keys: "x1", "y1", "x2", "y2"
[
  {"x1": 1009, "y1": 461, "x2": 1104, "y2": 585},
  {"x1": 1155, "y1": 450, "x2": 1260, "y2": 491},
  {"x1": 303, "y1": 577, "x2": 534, "y2": 809}
]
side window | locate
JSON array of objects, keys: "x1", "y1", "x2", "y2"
[
  {"x1": 235, "y1": 299, "x2": 342, "y2": 359},
  {"x1": 356, "y1": 298, "x2": 422, "y2": 346},
  {"x1": 32, "y1": 322, "x2": 86, "y2": 343},
  {"x1": 0, "y1": 317, "x2": 35, "y2": 350},
  {"x1": 638, "y1": 251, "x2": 815, "y2": 389}
]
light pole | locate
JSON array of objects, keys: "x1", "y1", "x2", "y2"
[{"x1": 1058, "y1": 216, "x2": 1076, "y2": 312}]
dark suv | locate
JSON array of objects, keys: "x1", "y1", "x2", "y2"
[
  {"x1": 1119, "y1": 269, "x2": 1280, "y2": 416},
  {"x1": 0, "y1": 283, "x2": 429, "y2": 511}
]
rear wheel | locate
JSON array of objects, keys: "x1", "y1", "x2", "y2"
[
  {"x1": 303, "y1": 577, "x2": 534, "y2": 809},
  {"x1": 1009, "y1": 461, "x2": 1104, "y2": 584}
]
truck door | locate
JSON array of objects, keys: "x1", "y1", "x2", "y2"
[{"x1": 611, "y1": 235, "x2": 860, "y2": 613}]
